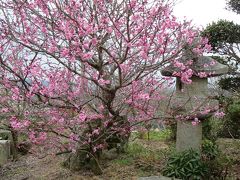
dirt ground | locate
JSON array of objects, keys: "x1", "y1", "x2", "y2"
[
  {"x1": 0, "y1": 138, "x2": 239, "y2": 180},
  {"x1": 217, "y1": 138, "x2": 240, "y2": 179},
  {"x1": 0, "y1": 138, "x2": 170, "y2": 180},
  {"x1": 0, "y1": 154, "x2": 140, "y2": 180}
]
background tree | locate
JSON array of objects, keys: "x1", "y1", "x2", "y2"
[
  {"x1": 202, "y1": 0, "x2": 240, "y2": 139},
  {"x1": 202, "y1": 20, "x2": 240, "y2": 74},
  {"x1": 226, "y1": 0, "x2": 240, "y2": 14},
  {"x1": 202, "y1": 0, "x2": 240, "y2": 91}
]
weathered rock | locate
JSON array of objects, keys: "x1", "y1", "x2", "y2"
[
  {"x1": 63, "y1": 148, "x2": 103, "y2": 175},
  {"x1": 63, "y1": 150, "x2": 89, "y2": 171},
  {"x1": 102, "y1": 148, "x2": 118, "y2": 160},
  {"x1": 18, "y1": 141, "x2": 32, "y2": 155},
  {"x1": 0, "y1": 140, "x2": 11, "y2": 166}
]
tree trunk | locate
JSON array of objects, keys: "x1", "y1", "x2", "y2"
[
  {"x1": 106, "y1": 115, "x2": 130, "y2": 153},
  {"x1": 10, "y1": 129, "x2": 18, "y2": 160}
]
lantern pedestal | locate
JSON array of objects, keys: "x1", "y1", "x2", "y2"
[{"x1": 176, "y1": 121, "x2": 202, "y2": 152}]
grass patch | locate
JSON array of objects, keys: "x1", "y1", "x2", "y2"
[
  {"x1": 112, "y1": 141, "x2": 172, "y2": 177},
  {"x1": 131, "y1": 129, "x2": 172, "y2": 141},
  {"x1": 112, "y1": 157, "x2": 133, "y2": 165},
  {"x1": 217, "y1": 138, "x2": 240, "y2": 169},
  {"x1": 113, "y1": 143, "x2": 150, "y2": 166},
  {"x1": 148, "y1": 129, "x2": 172, "y2": 141},
  {"x1": 127, "y1": 142, "x2": 151, "y2": 157}
]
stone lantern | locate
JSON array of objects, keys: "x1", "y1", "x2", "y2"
[{"x1": 161, "y1": 48, "x2": 228, "y2": 152}]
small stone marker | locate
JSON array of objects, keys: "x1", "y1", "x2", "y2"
[
  {"x1": 161, "y1": 45, "x2": 228, "y2": 152},
  {"x1": 0, "y1": 130, "x2": 14, "y2": 165},
  {"x1": 0, "y1": 140, "x2": 11, "y2": 166}
]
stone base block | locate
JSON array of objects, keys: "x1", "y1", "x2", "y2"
[{"x1": 176, "y1": 121, "x2": 202, "y2": 152}]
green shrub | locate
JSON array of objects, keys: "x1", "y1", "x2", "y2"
[
  {"x1": 202, "y1": 117, "x2": 223, "y2": 142},
  {"x1": 162, "y1": 149, "x2": 208, "y2": 180},
  {"x1": 202, "y1": 139, "x2": 220, "y2": 160},
  {"x1": 205, "y1": 153, "x2": 233, "y2": 179},
  {"x1": 126, "y1": 137, "x2": 233, "y2": 179},
  {"x1": 162, "y1": 146, "x2": 232, "y2": 180},
  {"x1": 219, "y1": 100, "x2": 240, "y2": 139},
  {"x1": 218, "y1": 77, "x2": 240, "y2": 92},
  {"x1": 202, "y1": 139, "x2": 232, "y2": 179}
]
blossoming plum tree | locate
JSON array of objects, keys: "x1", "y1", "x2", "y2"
[{"x1": 0, "y1": 0, "x2": 210, "y2": 173}]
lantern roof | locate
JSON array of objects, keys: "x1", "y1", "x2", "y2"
[{"x1": 162, "y1": 56, "x2": 229, "y2": 77}]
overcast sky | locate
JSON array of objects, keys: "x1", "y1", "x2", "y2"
[{"x1": 173, "y1": 0, "x2": 239, "y2": 28}]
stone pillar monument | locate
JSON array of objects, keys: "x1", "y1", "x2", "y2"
[{"x1": 161, "y1": 49, "x2": 228, "y2": 152}]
